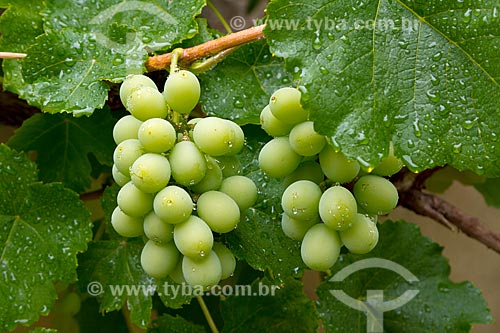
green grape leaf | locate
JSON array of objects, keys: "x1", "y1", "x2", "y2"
[
  {"x1": 147, "y1": 314, "x2": 205, "y2": 333},
  {"x1": 475, "y1": 178, "x2": 500, "y2": 208},
  {"x1": 0, "y1": 144, "x2": 92, "y2": 331},
  {"x1": 265, "y1": 0, "x2": 500, "y2": 177},
  {"x1": 225, "y1": 126, "x2": 306, "y2": 281},
  {"x1": 316, "y1": 220, "x2": 492, "y2": 333},
  {"x1": 7, "y1": 109, "x2": 116, "y2": 192},
  {"x1": 199, "y1": 40, "x2": 293, "y2": 125},
  {"x1": 220, "y1": 277, "x2": 317, "y2": 333}
]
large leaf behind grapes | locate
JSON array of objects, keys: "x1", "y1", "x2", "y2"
[{"x1": 265, "y1": 0, "x2": 500, "y2": 176}]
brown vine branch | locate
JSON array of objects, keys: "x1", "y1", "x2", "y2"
[{"x1": 146, "y1": 24, "x2": 265, "y2": 71}]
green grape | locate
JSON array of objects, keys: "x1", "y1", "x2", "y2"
[
  {"x1": 281, "y1": 180, "x2": 321, "y2": 221},
  {"x1": 144, "y1": 211, "x2": 174, "y2": 243},
  {"x1": 371, "y1": 143, "x2": 403, "y2": 176},
  {"x1": 216, "y1": 155, "x2": 241, "y2": 177},
  {"x1": 258, "y1": 137, "x2": 302, "y2": 178},
  {"x1": 190, "y1": 156, "x2": 223, "y2": 193},
  {"x1": 169, "y1": 141, "x2": 207, "y2": 186},
  {"x1": 60, "y1": 292, "x2": 81, "y2": 315},
  {"x1": 193, "y1": 117, "x2": 233, "y2": 156},
  {"x1": 319, "y1": 145, "x2": 360, "y2": 183},
  {"x1": 113, "y1": 115, "x2": 142, "y2": 144},
  {"x1": 269, "y1": 87, "x2": 309, "y2": 125},
  {"x1": 117, "y1": 182, "x2": 153, "y2": 217},
  {"x1": 260, "y1": 104, "x2": 293, "y2": 137},
  {"x1": 319, "y1": 186, "x2": 357, "y2": 231},
  {"x1": 113, "y1": 139, "x2": 144, "y2": 176},
  {"x1": 138, "y1": 118, "x2": 176, "y2": 153},
  {"x1": 111, "y1": 206, "x2": 144, "y2": 237},
  {"x1": 281, "y1": 213, "x2": 318, "y2": 241},
  {"x1": 154, "y1": 185, "x2": 193, "y2": 224},
  {"x1": 163, "y1": 69, "x2": 200, "y2": 114},
  {"x1": 196, "y1": 191, "x2": 240, "y2": 233},
  {"x1": 140, "y1": 240, "x2": 180, "y2": 278},
  {"x1": 283, "y1": 160, "x2": 324, "y2": 188},
  {"x1": 127, "y1": 86, "x2": 168, "y2": 121},
  {"x1": 288, "y1": 121, "x2": 326, "y2": 156},
  {"x1": 182, "y1": 250, "x2": 222, "y2": 289},
  {"x1": 301, "y1": 223, "x2": 341, "y2": 271},
  {"x1": 112, "y1": 164, "x2": 130, "y2": 187},
  {"x1": 174, "y1": 215, "x2": 214, "y2": 259},
  {"x1": 353, "y1": 175, "x2": 399, "y2": 215},
  {"x1": 219, "y1": 175, "x2": 258, "y2": 211},
  {"x1": 340, "y1": 213, "x2": 379, "y2": 254},
  {"x1": 169, "y1": 256, "x2": 186, "y2": 284},
  {"x1": 225, "y1": 120, "x2": 245, "y2": 156},
  {"x1": 119, "y1": 74, "x2": 157, "y2": 106},
  {"x1": 130, "y1": 153, "x2": 171, "y2": 193},
  {"x1": 212, "y1": 242, "x2": 236, "y2": 280}
]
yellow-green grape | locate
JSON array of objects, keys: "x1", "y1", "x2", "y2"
[
  {"x1": 111, "y1": 206, "x2": 143, "y2": 237},
  {"x1": 117, "y1": 182, "x2": 153, "y2": 217},
  {"x1": 225, "y1": 120, "x2": 245, "y2": 156},
  {"x1": 144, "y1": 211, "x2": 174, "y2": 243},
  {"x1": 190, "y1": 156, "x2": 223, "y2": 194},
  {"x1": 197, "y1": 191, "x2": 240, "y2": 233},
  {"x1": 219, "y1": 175, "x2": 258, "y2": 211},
  {"x1": 340, "y1": 213, "x2": 379, "y2": 254},
  {"x1": 127, "y1": 86, "x2": 168, "y2": 121},
  {"x1": 288, "y1": 121, "x2": 326, "y2": 156},
  {"x1": 319, "y1": 186, "x2": 357, "y2": 231},
  {"x1": 353, "y1": 175, "x2": 399, "y2": 215},
  {"x1": 319, "y1": 145, "x2": 360, "y2": 183},
  {"x1": 60, "y1": 292, "x2": 81, "y2": 315},
  {"x1": 154, "y1": 185, "x2": 193, "y2": 224},
  {"x1": 174, "y1": 215, "x2": 214, "y2": 259},
  {"x1": 119, "y1": 74, "x2": 157, "y2": 106},
  {"x1": 301, "y1": 223, "x2": 341, "y2": 271},
  {"x1": 112, "y1": 164, "x2": 130, "y2": 187},
  {"x1": 113, "y1": 115, "x2": 142, "y2": 144},
  {"x1": 212, "y1": 242, "x2": 236, "y2": 280},
  {"x1": 260, "y1": 104, "x2": 293, "y2": 137},
  {"x1": 269, "y1": 87, "x2": 309, "y2": 125},
  {"x1": 283, "y1": 160, "x2": 324, "y2": 188},
  {"x1": 169, "y1": 256, "x2": 186, "y2": 284},
  {"x1": 138, "y1": 118, "x2": 176, "y2": 153},
  {"x1": 113, "y1": 138, "x2": 144, "y2": 176},
  {"x1": 281, "y1": 180, "x2": 321, "y2": 221},
  {"x1": 281, "y1": 213, "x2": 318, "y2": 241},
  {"x1": 130, "y1": 153, "x2": 171, "y2": 193},
  {"x1": 182, "y1": 250, "x2": 222, "y2": 289},
  {"x1": 163, "y1": 69, "x2": 200, "y2": 114},
  {"x1": 169, "y1": 141, "x2": 207, "y2": 186},
  {"x1": 371, "y1": 144, "x2": 403, "y2": 176},
  {"x1": 193, "y1": 117, "x2": 233, "y2": 156},
  {"x1": 140, "y1": 240, "x2": 180, "y2": 278},
  {"x1": 258, "y1": 137, "x2": 302, "y2": 178},
  {"x1": 216, "y1": 155, "x2": 241, "y2": 177}
]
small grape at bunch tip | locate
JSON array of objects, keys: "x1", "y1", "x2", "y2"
[
  {"x1": 259, "y1": 87, "x2": 403, "y2": 272},
  {"x1": 111, "y1": 71, "x2": 258, "y2": 289}
]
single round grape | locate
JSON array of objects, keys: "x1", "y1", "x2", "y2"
[
  {"x1": 111, "y1": 206, "x2": 144, "y2": 237},
  {"x1": 113, "y1": 115, "x2": 142, "y2": 144},
  {"x1": 340, "y1": 213, "x2": 379, "y2": 254},
  {"x1": 141, "y1": 240, "x2": 180, "y2": 278},
  {"x1": 119, "y1": 74, "x2": 157, "y2": 106},
  {"x1": 130, "y1": 153, "x2": 171, "y2": 193},
  {"x1": 212, "y1": 242, "x2": 236, "y2": 280},
  {"x1": 197, "y1": 191, "x2": 240, "y2": 233},
  {"x1": 260, "y1": 104, "x2": 293, "y2": 137},
  {"x1": 144, "y1": 211, "x2": 174, "y2": 243},
  {"x1": 116, "y1": 182, "x2": 153, "y2": 217},
  {"x1": 169, "y1": 256, "x2": 186, "y2": 284},
  {"x1": 163, "y1": 70, "x2": 200, "y2": 114},
  {"x1": 269, "y1": 87, "x2": 309, "y2": 125},
  {"x1": 353, "y1": 175, "x2": 399, "y2": 215},
  {"x1": 281, "y1": 180, "x2": 321, "y2": 221},
  {"x1": 215, "y1": 155, "x2": 241, "y2": 177},
  {"x1": 113, "y1": 139, "x2": 144, "y2": 176},
  {"x1": 182, "y1": 250, "x2": 221, "y2": 289},
  {"x1": 301, "y1": 223, "x2": 341, "y2": 271},
  {"x1": 193, "y1": 117, "x2": 233, "y2": 156},
  {"x1": 258, "y1": 137, "x2": 302, "y2": 178},
  {"x1": 225, "y1": 120, "x2": 245, "y2": 156},
  {"x1": 154, "y1": 185, "x2": 193, "y2": 224},
  {"x1": 281, "y1": 213, "x2": 318, "y2": 241},
  {"x1": 127, "y1": 86, "x2": 168, "y2": 121},
  {"x1": 190, "y1": 156, "x2": 223, "y2": 193},
  {"x1": 283, "y1": 160, "x2": 324, "y2": 188},
  {"x1": 112, "y1": 164, "x2": 130, "y2": 187},
  {"x1": 138, "y1": 118, "x2": 176, "y2": 153},
  {"x1": 59, "y1": 292, "x2": 81, "y2": 315},
  {"x1": 319, "y1": 186, "x2": 357, "y2": 230},
  {"x1": 169, "y1": 141, "x2": 207, "y2": 186},
  {"x1": 319, "y1": 145, "x2": 360, "y2": 183},
  {"x1": 288, "y1": 121, "x2": 326, "y2": 156},
  {"x1": 371, "y1": 144, "x2": 403, "y2": 176},
  {"x1": 174, "y1": 215, "x2": 214, "y2": 259},
  {"x1": 219, "y1": 175, "x2": 258, "y2": 211}
]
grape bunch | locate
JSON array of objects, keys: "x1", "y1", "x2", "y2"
[
  {"x1": 111, "y1": 72, "x2": 258, "y2": 289},
  {"x1": 259, "y1": 87, "x2": 403, "y2": 272}
]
